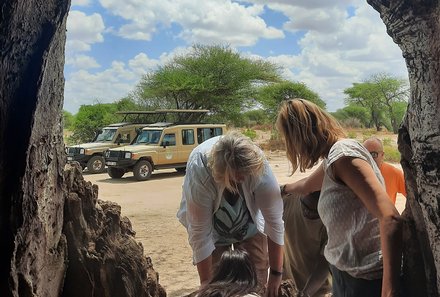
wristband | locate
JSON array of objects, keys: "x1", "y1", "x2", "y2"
[{"x1": 269, "y1": 267, "x2": 283, "y2": 277}]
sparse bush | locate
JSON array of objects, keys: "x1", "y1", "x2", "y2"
[
  {"x1": 242, "y1": 128, "x2": 257, "y2": 140},
  {"x1": 362, "y1": 130, "x2": 374, "y2": 138},
  {"x1": 382, "y1": 137, "x2": 392, "y2": 147},
  {"x1": 384, "y1": 146, "x2": 401, "y2": 163},
  {"x1": 341, "y1": 117, "x2": 363, "y2": 129},
  {"x1": 347, "y1": 131, "x2": 357, "y2": 139}
]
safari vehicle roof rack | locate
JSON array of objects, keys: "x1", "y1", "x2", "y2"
[{"x1": 116, "y1": 109, "x2": 210, "y2": 124}]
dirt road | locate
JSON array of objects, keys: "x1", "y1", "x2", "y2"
[{"x1": 83, "y1": 151, "x2": 405, "y2": 297}]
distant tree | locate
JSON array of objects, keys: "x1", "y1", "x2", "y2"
[
  {"x1": 344, "y1": 73, "x2": 408, "y2": 132},
  {"x1": 256, "y1": 81, "x2": 325, "y2": 122},
  {"x1": 70, "y1": 103, "x2": 120, "y2": 144},
  {"x1": 115, "y1": 97, "x2": 142, "y2": 111},
  {"x1": 236, "y1": 109, "x2": 272, "y2": 127},
  {"x1": 63, "y1": 110, "x2": 74, "y2": 130},
  {"x1": 332, "y1": 104, "x2": 370, "y2": 128},
  {"x1": 134, "y1": 44, "x2": 282, "y2": 123}
]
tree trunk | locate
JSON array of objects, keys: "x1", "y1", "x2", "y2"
[
  {"x1": 0, "y1": 1, "x2": 165, "y2": 296},
  {"x1": 368, "y1": 1, "x2": 440, "y2": 296},
  {"x1": 0, "y1": 1, "x2": 71, "y2": 295}
]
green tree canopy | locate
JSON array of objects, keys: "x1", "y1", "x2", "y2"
[
  {"x1": 332, "y1": 104, "x2": 370, "y2": 128},
  {"x1": 133, "y1": 44, "x2": 282, "y2": 123},
  {"x1": 63, "y1": 110, "x2": 74, "y2": 130},
  {"x1": 255, "y1": 80, "x2": 325, "y2": 122},
  {"x1": 344, "y1": 73, "x2": 409, "y2": 133},
  {"x1": 70, "y1": 103, "x2": 121, "y2": 144}
]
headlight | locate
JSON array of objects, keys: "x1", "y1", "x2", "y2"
[
  {"x1": 104, "y1": 150, "x2": 110, "y2": 158},
  {"x1": 79, "y1": 148, "x2": 85, "y2": 154},
  {"x1": 124, "y1": 152, "x2": 132, "y2": 159}
]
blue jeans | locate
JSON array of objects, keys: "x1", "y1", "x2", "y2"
[{"x1": 330, "y1": 265, "x2": 382, "y2": 297}]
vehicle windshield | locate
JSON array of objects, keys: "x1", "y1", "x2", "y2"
[
  {"x1": 135, "y1": 130, "x2": 162, "y2": 144},
  {"x1": 94, "y1": 128, "x2": 117, "y2": 142}
]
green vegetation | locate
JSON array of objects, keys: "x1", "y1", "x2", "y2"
[
  {"x1": 242, "y1": 128, "x2": 257, "y2": 140},
  {"x1": 384, "y1": 146, "x2": 401, "y2": 163},
  {"x1": 133, "y1": 44, "x2": 281, "y2": 126},
  {"x1": 255, "y1": 81, "x2": 325, "y2": 123},
  {"x1": 343, "y1": 73, "x2": 409, "y2": 133},
  {"x1": 347, "y1": 131, "x2": 357, "y2": 139},
  {"x1": 64, "y1": 46, "x2": 408, "y2": 150}
]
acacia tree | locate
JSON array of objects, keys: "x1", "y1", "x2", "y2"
[
  {"x1": 344, "y1": 73, "x2": 409, "y2": 132},
  {"x1": 368, "y1": 1, "x2": 440, "y2": 296},
  {"x1": 135, "y1": 44, "x2": 282, "y2": 123},
  {"x1": 256, "y1": 81, "x2": 326, "y2": 122}
]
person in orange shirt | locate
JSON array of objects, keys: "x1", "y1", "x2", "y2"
[{"x1": 363, "y1": 137, "x2": 406, "y2": 204}]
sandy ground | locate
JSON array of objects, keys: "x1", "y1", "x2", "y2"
[{"x1": 83, "y1": 151, "x2": 406, "y2": 297}]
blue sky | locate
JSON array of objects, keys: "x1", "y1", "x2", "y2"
[{"x1": 64, "y1": 0, "x2": 408, "y2": 114}]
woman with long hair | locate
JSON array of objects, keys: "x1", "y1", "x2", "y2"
[{"x1": 277, "y1": 99, "x2": 402, "y2": 297}]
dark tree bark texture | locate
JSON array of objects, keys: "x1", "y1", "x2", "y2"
[
  {"x1": 0, "y1": 1, "x2": 164, "y2": 296},
  {"x1": 368, "y1": 1, "x2": 440, "y2": 296},
  {"x1": 0, "y1": 1, "x2": 71, "y2": 296}
]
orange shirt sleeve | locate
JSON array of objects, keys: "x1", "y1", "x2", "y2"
[{"x1": 380, "y1": 163, "x2": 406, "y2": 204}]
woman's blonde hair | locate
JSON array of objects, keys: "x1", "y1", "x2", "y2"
[
  {"x1": 209, "y1": 131, "x2": 265, "y2": 192},
  {"x1": 276, "y1": 98, "x2": 345, "y2": 173}
]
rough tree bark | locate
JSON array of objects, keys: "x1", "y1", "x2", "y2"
[
  {"x1": 0, "y1": 1, "x2": 164, "y2": 296},
  {"x1": 367, "y1": 1, "x2": 440, "y2": 296}
]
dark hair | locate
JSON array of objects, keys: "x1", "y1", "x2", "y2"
[{"x1": 196, "y1": 249, "x2": 260, "y2": 297}]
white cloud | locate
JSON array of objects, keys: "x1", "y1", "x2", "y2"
[
  {"x1": 66, "y1": 10, "x2": 105, "y2": 53},
  {"x1": 66, "y1": 54, "x2": 100, "y2": 69},
  {"x1": 64, "y1": 1, "x2": 408, "y2": 113},
  {"x1": 99, "y1": 0, "x2": 284, "y2": 46},
  {"x1": 63, "y1": 48, "x2": 189, "y2": 113},
  {"x1": 262, "y1": 1, "x2": 407, "y2": 111}
]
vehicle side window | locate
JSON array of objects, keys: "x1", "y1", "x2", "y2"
[
  {"x1": 120, "y1": 133, "x2": 131, "y2": 143},
  {"x1": 197, "y1": 128, "x2": 222, "y2": 144},
  {"x1": 213, "y1": 127, "x2": 223, "y2": 136},
  {"x1": 163, "y1": 134, "x2": 176, "y2": 146},
  {"x1": 182, "y1": 129, "x2": 195, "y2": 145}
]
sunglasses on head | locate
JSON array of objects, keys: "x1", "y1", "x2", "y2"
[{"x1": 369, "y1": 151, "x2": 379, "y2": 158}]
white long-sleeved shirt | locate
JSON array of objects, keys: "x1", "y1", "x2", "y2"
[{"x1": 177, "y1": 136, "x2": 284, "y2": 264}]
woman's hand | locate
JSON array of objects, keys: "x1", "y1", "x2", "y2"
[{"x1": 265, "y1": 271, "x2": 282, "y2": 297}]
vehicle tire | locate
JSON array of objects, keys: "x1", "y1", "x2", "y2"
[
  {"x1": 175, "y1": 167, "x2": 186, "y2": 173},
  {"x1": 133, "y1": 160, "x2": 153, "y2": 181},
  {"x1": 87, "y1": 155, "x2": 106, "y2": 174},
  {"x1": 108, "y1": 167, "x2": 125, "y2": 178}
]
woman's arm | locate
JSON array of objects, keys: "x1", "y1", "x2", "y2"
[
  {"x1": 283, "y1": 163, "x2": 324, "y2": 196},
  {"x1": 333, "y1": 157, "x2": 403, "y2": 297},
  {"x1": 266, "y1": 237, "x2": 283, "y2": 297}
]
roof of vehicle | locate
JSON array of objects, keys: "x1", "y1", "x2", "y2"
[
  {"x1": 142, "y1": 122, "x2": 226, "y2": 129},
  {"x1": 106, "y1": 122, "x2": 133, "y2": 127},
  {"x1": 116, "y1": 109, "x2": 212, "y2": 124}
]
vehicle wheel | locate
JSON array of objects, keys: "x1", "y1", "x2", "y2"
[
  {"x1": 108, "y1": 167, "x2": 125, "y2": 178},
  {"x1": 133, "y1": 160, "x2": 153, "y2": 181},
  {"x1": 175, "y1": 167, "x2": 186, "y2": 173},
  {"x1": 87, "y1": 155, "x2": 106, "y2": 174}
]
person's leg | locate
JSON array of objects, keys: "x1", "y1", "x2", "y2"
[
  {"x1": 329, "y1": 265, "x2": 381, "y2": 297},
  {"x1": 235, "y1": 232, "x2": 269, "y2": 287}
]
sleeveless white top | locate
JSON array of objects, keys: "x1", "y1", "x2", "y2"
[{"x1": 318, "y1": 139, "x2": 385, "y2": 279}]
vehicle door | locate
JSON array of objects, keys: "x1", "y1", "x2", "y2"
[{"x1": 157, "y1": 132, "x2": 178, "y2": 165}]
